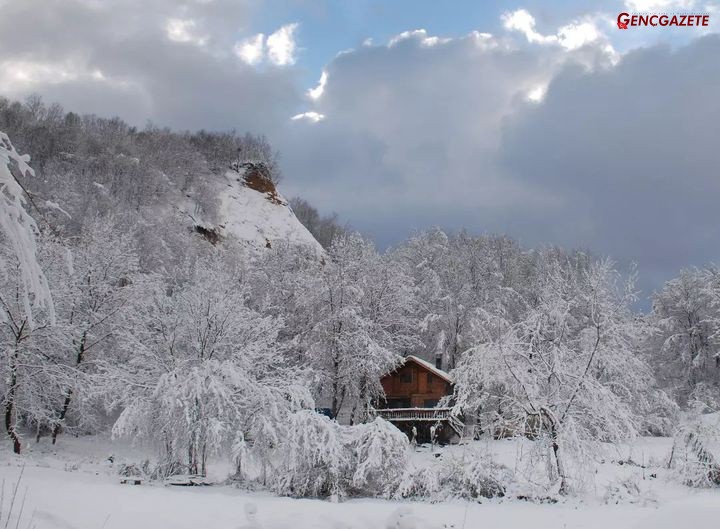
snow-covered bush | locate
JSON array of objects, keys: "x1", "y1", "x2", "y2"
[
  {"x1": 117, "y1": 461, "x2": 147, "y2": 478},
  {"x1": 267, "y1": 414, "x2": 410, "y2": 499},
  {"x1": 397, "y1": 449, "x2": 509, "y2": 501},
  {"x1": 634, "y1": 388, "x2": 679, "y2": 437},
  {"x1": 349, "y1": 417, "x2": 409, "y2": 496},
  {"x1": 670, "y1": 415, "x2": 720, "y2": 488},
  {"x1": 395, "y1": 464, "x2": 442, "y2": 499},
  {"x1": 270, "y1": 410, "x2": 349, "y2": 498},
  {"x1": 236, "y1": 412, "x2": 410, "y2": 500},
  {"x1": 438, "y1": 451, "x2": 509, "y2": 499}
]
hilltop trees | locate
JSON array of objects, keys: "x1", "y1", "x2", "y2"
[{"x1": 289, "y1": 197, "x2": 347, "y2": 249}]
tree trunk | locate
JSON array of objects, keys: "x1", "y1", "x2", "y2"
[
  {"x1": 330, "y1": 352, "x2": 345, "y2": 419},
  {"x1": 349, "y1": 380, "x2": 368, "y2": 426},
  {"x1": 188, "y1": 441, "x2": 198, "y2": 475},
  {"x1": 4, "y1": 347, "x2": 21, "y2": 454},
  {"x1": 201, "y1": 442, "x2": 207, "y2": 477},
  {"x1": 540, "y1": 407, "x2": 568, "y2": 494},
  {"x1": 331, "y1": 359, "x2": 340, "y2": 418},
  {"x1": 51, "y1": 391, "x2": 73, "y2": 444},
  {"x1": 51, "y1": 331, "x2": 87, "y2": 444}
]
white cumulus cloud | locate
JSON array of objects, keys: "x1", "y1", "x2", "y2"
[
  {"x1": 234, "y1": 33, "x2": 265, "y2": 65},
  {"x1": 307, "y1": 71, "x2": 327, "y2": 100},
  {"x1": 502, "y1": 10, "x2": 605, "y2": 52},
  {"x1": 501, "y1": 9, "x2": 557, "y2": 44},
  {"x1": 625, "y1": 0, "x2": 696, "y2": 10},
  {"x1": 235, "y1": 23, "x2": 299, "y2": 67},
  {"x1": 389, "y1": 29, "x2": 450, "y2": 47},
  {"x1": 557, "y1": 21, "x2": 601, "y2": 50},
  {"x1": 291, "y1": 111, "x2": 325, "y2": 122},
  {"x1": 267, "y1": 23, "x2": 299, "y2": 66}
]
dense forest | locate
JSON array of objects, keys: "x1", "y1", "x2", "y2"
[{"x1": 1, "y1": 95, "x2": 719, "y2": 500}]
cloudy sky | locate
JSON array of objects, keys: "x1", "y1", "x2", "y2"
[{"x1": 2, "y1": 0, "x2": 720, "y2": 300}]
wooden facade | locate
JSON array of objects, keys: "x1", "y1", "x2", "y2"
[
  {"x1": 379, "y1": 357, "x2": 452, "y2": 409},
  {"x1": 374, "y1": 356, "x2": 462, "y2": 443}
]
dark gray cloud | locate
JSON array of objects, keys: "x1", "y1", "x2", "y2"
[
  {"x1": 0, "y1": 0, "x2": 300, "y2": 133},
  {"x1": 280, "y1": 31, "x2": 568, "y2": 223},
  {"x1": 500, "y1": 35, "x2": 720, "y2": 296},
  {"x1": 1, "y1": 0, "x2": 718, "y2": 299},
  {"x1": 279, "y1": 31, "x2": 605, "y2": 238},
  {"x1": 282, "y1": 32, "x2": 720, "y2": 300}
]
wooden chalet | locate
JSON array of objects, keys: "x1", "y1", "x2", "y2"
[{"x1": 373, "y1": 355, "x2": 463, "y2": 444}]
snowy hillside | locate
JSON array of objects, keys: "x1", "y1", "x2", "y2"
[{"x1": 215, "y1": 163, "x2": 323, "y2": 254}]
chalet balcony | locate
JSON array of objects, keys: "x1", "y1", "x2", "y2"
[
  {"x1": 372, "y1": 407, "x2": 453, "y2": 422},
  {"x1": 372, "y1": 407, "x2": 465, "y2": 440}
]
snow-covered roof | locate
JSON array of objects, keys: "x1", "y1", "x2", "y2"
[{"x1": 403, "y1": 355, "x2": 453, "y2": 383}]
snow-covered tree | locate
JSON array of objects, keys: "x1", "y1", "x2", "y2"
[
  {"x1": 110, "y1": 254, "x2": 311, "y2": 476},
  {"x1": 38, "y1": 217, "x2": 140, "y2": 443},
  {"x1": 390, "y1": 229, "x2": 531, "y2": 370},
  {"x1": 0, "y1": 131, "x2": 54, "y2": 326},
  {"x1": 649, "y1": 267, "x2": 720, "y2": 408},
  {"x1": 0, "y1": 245, "x2": 64, "y2": 453},
  {"x1": 453, "y1": 256, "x2": 655, "y2": 494},
  {"x1": 297, "y1": 233, "x2": 416, "y2": 420}
]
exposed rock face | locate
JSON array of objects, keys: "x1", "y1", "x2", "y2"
[{"x1": 211, "y1": 163, "x2": 324, "y2": 254}]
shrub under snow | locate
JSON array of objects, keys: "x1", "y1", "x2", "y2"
[
  {"x1": 259, "y1": 414, "x2": 409, "y2": 499},
  {"x1": 396, "y1": 449, "x2": 510, "y2": 501},
  {"x1": 272, "y1": 410, "x2": 349, "y2": 498},
  {"x1": 349, "y1": 418, "x2": 409, "y2": 496},
  {"x1": 669, "y1": 414, "x2": 720, "y2": 488}
]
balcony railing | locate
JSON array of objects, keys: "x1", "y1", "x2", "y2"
[
  {"x1": 372, "y1": 407, "x2": 466, "y2": 436},
  {"x1": 372, "y1": 407, "x2": 453, "y2": 421}
]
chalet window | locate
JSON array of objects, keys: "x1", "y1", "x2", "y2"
[
  {"x1": 426, "y1": 373, "x2": 433, "y2": 385},
  {"x1": 400, "y1": 371, "x2": 412, "y2": 383},
  {"x1": 386, "y1": 398, "x2": 411, "y2": 408},
  {"x1": 424, "y1": 399, "x2": 439, "y2": 408}
]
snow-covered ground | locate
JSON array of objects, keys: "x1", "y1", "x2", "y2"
[{"x1": 1, "y1": 435, "x2": 718, "y2": 529}]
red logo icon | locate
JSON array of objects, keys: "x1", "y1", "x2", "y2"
[{"x1": 617, "y1": 19, "x2": 628, "y2": 29}]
